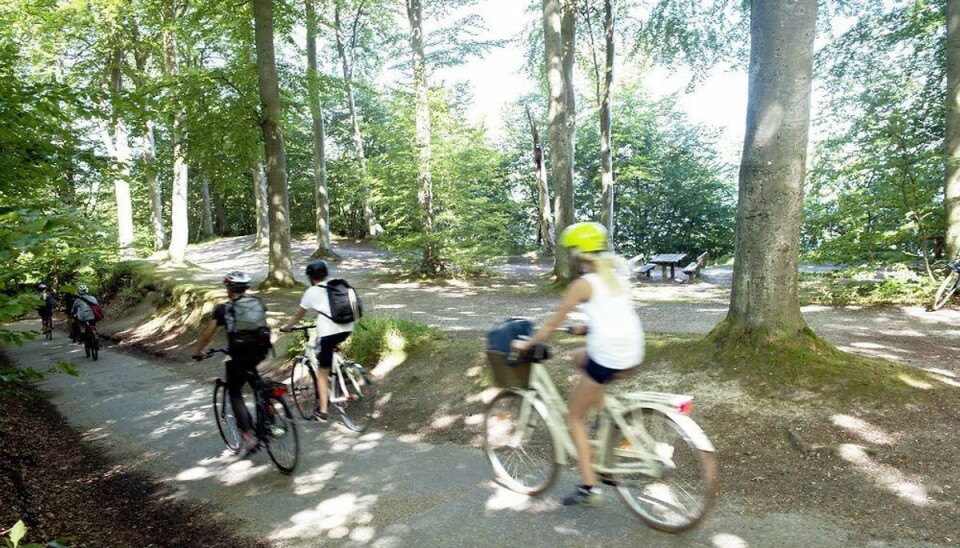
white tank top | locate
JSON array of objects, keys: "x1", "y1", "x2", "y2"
[{"x1": 580, "y1": 272, "x2": 644, "y2": 369}]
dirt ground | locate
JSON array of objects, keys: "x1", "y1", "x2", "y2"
[{"x1": 8, "y1": 235, "x2": 960, "y2": 545}]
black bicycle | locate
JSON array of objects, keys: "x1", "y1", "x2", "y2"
[
  {"x1": 80, "y1": 320, "x2": 100, "y2": 361},
  {"x1": 932, "y1": 261, "x2": 960, "y2": 310},
  {"x1": 199, "y1": 348, "x2": 300, "y2": 475},
  {"x1": 285, "y1": 325, "x2": 376, "y2": 433}
]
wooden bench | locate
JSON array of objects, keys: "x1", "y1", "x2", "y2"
[
  {"x1": 682, "y1": 252, "x2": 708, "y2": 281},
  {"x1": 629, "y1": 254, "x2": 657, "y2": 279}
]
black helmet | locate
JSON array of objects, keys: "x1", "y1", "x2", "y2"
[
  {"x1": 305, "y1": 259, "x2": 329, "y2": 280},
  {"x1": 223, "y1": 270, "x2": 252, "y2": 291}
]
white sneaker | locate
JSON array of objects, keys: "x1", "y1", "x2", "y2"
[{"x1": 237, "y1": 436, "x2": 258, "y2": 459}]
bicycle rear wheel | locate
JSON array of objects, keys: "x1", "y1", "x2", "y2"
[
  {"x1": 290, "y1": 357, "x2": 318, "y2": 420},
  {"x1": 482, "y1": 390, "x2": 558, "y2": 495},
  {"x1": 334, "y1": 362, "x2": 376, "y2": 433},
  {"x1": 213, "y1": 382, "x2": 242, "y2": 452},
  {"x1": 90, "y1": 334, "x2": 99, "y2": 361},
  {"x1": 932, "y1": 270, "x2": 960, "y2": 310},
  {"x1": 264, "y1": 396, "x2": 299, "y2": 475},
  {"x1": 606, "y1": 408, "x2": 717, "y2": 533}
]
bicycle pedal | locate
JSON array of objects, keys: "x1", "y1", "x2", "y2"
[{"x1": 599, "y1": 474, "x2": 617, "y2": 487}]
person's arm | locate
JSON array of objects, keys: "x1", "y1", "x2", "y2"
[
  {"x1": 512, "y1": 278, "x2": 592, "y2": 352},
  {"x1": 192, "y1": 319, "x2": 219, "y2": 359},
  {"x1": 280, "y1": 307, "x2": 309, "y2": 331}
]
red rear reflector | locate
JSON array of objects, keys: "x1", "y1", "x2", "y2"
[
  {"x1": 271, "y1": 386, "x2": 289, "y2": 397},
  {"x1": 676, "y1": 400, "x2": 694, "y2": 414}
]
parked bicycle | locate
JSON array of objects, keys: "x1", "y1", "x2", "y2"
[
  {"x1": 285, "y1": 324, "x2": 376, "y2": 433},
  {"x1": 198, "y1": 348, "x2": 299, "y2": 474},
  {"x1": 482, "y1": 334, "x2": 717, "y2": 533},
  {"x1": 931, "y1": 260, "x2": 960, "y2": 310},
  {"x1": 79, "y1": 321, "x2": 100, "y2": 360}
]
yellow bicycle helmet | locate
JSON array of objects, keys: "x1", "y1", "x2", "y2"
[{"x1": 559, "y1": 222, "x2": 608, "y2": 253}]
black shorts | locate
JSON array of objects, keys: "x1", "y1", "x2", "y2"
[{"x1": 584, "y1": 357, "x2": 632, "y2": 385}]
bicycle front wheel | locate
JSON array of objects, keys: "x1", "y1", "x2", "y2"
[
  {"x1": 264, "y1": 396, "x2": 299, "y2": 475},
  {"x1": 932, "y1": 270, "x2": 960, "y2": 310},
  {"x1": 290, "y1": 358, "x2": 318, "y2": 420},
  {"x1": 335, "y1": 362, "x2": 376, "y2": 433},
  {"x1": 213, "y1": 382, "x2": 242, "y2": 452},
  {"x1": 607, "y1": 409, "x2": 717, "y2": 533},
  {"x1": 482, "y1": 390, "x2": 558, "y2": 495},
  {"x1": 90, "y1": 335, "x2": 99, "y2": 361}
]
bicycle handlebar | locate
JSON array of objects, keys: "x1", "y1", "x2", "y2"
[
  {"x1": 194, "y1": 347, "x2": 230, "y2": 361},
  {"x1": 279, "y1": 324, "x2": 315, "y2": 333}
]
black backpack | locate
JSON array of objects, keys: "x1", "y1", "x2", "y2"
[
  {"x1": 225, "y1": 295, "x2": 271, "y2": 351},
  {"x1": 317, "y1": 279, "x2": 363, "y2": 324}
]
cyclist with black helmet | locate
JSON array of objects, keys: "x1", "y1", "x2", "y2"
[
  {"x1": 279, "y1": 259, "x2": 354, "y2": 422},
  {"x1": 193, "y1": 271, "x2": 272, "y2": 458},
  {"x1": 70, "y1": 284, "x2": 99, "y2": 339},
  {"x1": 512, "y1": 222, "x2": 644, "y2": 507},
  {"x1": 36, "y1": 283, "x2": 56, "y2": 335}
]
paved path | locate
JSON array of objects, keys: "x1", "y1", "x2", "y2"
[{"x1": 7, "y1": 324, "x2": 944, "y2": 547}]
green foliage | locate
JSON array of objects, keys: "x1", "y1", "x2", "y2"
[
  {"x1": 574, "y1": 81, "x2": 736, "y2": 259},
  {"x1": 798, "y1": 266, "x2": 937, "y2": 306},
  {"x1": 2, "y1": 519, "x2": 69, "y2": 548},
  {"x1": 344, "y1": 316, "x2": 444, "y2": 368},
  {"x1": 807, "y1": 1, "x2": 944, "y2": 265}
]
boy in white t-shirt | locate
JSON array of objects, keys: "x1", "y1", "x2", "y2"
[{"x1": 280, "y1": 259, "x2": 354, "y2": 421}]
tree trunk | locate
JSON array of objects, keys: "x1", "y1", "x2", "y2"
[
  {"x1": 406, "y1": 0, "x2": 438, "y2": 275},
  {"x1": 599, "y1": 0, "x2": 615, "y2": 239},
  {"x1": 253, "y1": 0, "x2": 296, "y2": 286},
  {"x1": 526, "y1": 106, "x2": 554, "y2": 253},
  {"x1": 334, "y1": 0, "x2": 382, "y2": 237},
  {"x1": 544, "y1": 0, "x2": 576, "y2": 280},
  {"x1": 142, "y1": 121, "x2": 166, "y2": 250},
  {"x1": 200, "y1": 177, "x2": 215, "y2": 238},
  {"x1": 164, "y1": 0, "x2": 189, "y2": 264},
  {"x1": 106, "y1": 47, "x2": 135, "y2": 256},
  {"x1": 306, "y1": 0, "x2": 333, "y2": 258},
  {"x1": 946, "y1": 0, "x2": 960, "y2": 260},
  {"x1": 719, "y1": 0, "x2": 816, "y2": 338},
  {"x1": 213, "y1": 190, "x2": 228, "y2": 235},
  {"x1": 252, "y1": 162, "x2": 269, "y2": 248}
]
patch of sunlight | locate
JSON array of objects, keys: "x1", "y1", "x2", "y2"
[
  {"x1": 218, "y1": 460, "x2": 273, "y2": 486},
  {"x1": 373, "y1": 350, "x2": 407, "y2": 380},
  {"x1": 466, "y1": 387, "x2": 502, "y2": 405},
  {"x1": 800, "y1": 305, "x2": 832, "y2": 312},
  {"x1": 293, "y1": 462, "x2": 341, "y2": 495},
  {"x1": 466, "y1": 365, "x2": 482, "y2": 378},
  {"x1": 352, "y1": 438, "x2": 381, "y2": 452},
  {"x1": 348, "y1": 526, "x2": 376, "y2": 543},
  {"x1": 849, "y1": 342, "x2": 886, "y2": 350},
  {"x1": 464, "y1": 413, "x2": 484, "y2": 426},
  {"x1": 696, "y1": 308, "x2": 728, "y2": 313},
  {"x1": 923, "y1": 368, "x2": 957, "y2": 378},
  {"x1": 398, "y1": 433, "x2": 425, "y2": 443},
  {"x1": 377, "y1": 282, "x2": 422, "y2": 289},
  {"x1": 928, "y1": 374, "x2": 960, "y2": 388},
  {"x1": 164, "y1": 383, "x2": 192, "y2": 391},
  {"x1": 898, "y1": 373, "x2": 934, "y2": 390},
  {"x1": 485, "y1": 486, "x2": 533, "y2": 511},
  {"x1": 375, "y1": 304, "x2": 407, "y2": 309},
  {"x1": 837, "y1": 444, "x2": 932, "y2": 506},
  {"x1": 831, "y1": 414, "x2": 901, "y2": 445},
  {"x1": 176, "y1": 466, "x2": 213, "y2": 481},
  {"x1": 429, "y1": 414, "x2": 460, "y2": 429},
  {"x1": 712, "y1": 534, "x2": 749, "y2": 548},
  {"x1": 274, "y1": 493, "x2": 379, "y2": 541}
]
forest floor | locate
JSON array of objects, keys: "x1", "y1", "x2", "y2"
[{"x1": 4, "y1": 235, "x2": 960, "y2": 546}]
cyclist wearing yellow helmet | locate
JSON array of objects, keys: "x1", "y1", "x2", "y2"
[{"x1": 512, "y1": 221, "x2": 644, "y2": 507}]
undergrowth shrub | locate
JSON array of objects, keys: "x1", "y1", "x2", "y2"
[{"x1": 344, "y1": 316, "x2": 444, "y2": 367}]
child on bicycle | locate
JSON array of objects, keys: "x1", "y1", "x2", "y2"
[
  {"x1": 279, "y1": 259, "x2": 354, "y2": 422},
  {"x1": 192, "y1": 271, "x2": 272, "y2": 458},
  {"x1": 512, "y1": 222, "x2": 644, "y2": 507}
]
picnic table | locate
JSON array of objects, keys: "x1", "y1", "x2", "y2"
[{"x1": 648, "y1": 253, "x2": 687, "y2": 281}]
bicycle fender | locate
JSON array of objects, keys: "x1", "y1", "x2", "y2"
[{"x1": 627, "y1": 403, "x2": 716, "y2": 453}]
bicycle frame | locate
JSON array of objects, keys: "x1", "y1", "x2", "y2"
[
  {"x1": 510, "y1": 362, "x2": 714, "y2": 475},
  {"x1": 292, "y1": 327, "x2": 364, "y2": 405}
]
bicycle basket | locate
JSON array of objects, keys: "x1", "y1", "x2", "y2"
[{"x1": 486, "y1": 351, "x2": 531, "y2": 389}]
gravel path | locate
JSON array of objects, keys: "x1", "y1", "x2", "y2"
[{"x1": 181, "y1": 236, "x2": 960, "y2": 376}]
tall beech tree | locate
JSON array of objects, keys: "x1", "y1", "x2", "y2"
[
  {"x1": 305, "y1": 0, "x2": 333, "y2": 258},
  {"x1": 714, "y1": 0, "x2": 816, "y2": 340},
  {"x1": 164, "y1": 0, "x2": 190, "y2": 264},
  {"x1": 947, "y1": 0, "x2": 960, "y2": 259},
  {"x1": 253, "y1": 0, "x2": 295, "y2": 286}
]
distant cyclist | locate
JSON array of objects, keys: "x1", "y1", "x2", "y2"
[
  {"x1": 192, "y1": 271, "x2": 272, "y2": 458},
  {"x1": 70, "y1": 285, "x2": 100, "y2": 341},
  {"x1": 36, "y1": 283, "x2": 56, "y2": 335},
  {"x1": 512, "y1": 222, "x2": 644, "y2": 507},
  {"x1": 279, "y1": 259, "x2": 356, "y2": 422}
]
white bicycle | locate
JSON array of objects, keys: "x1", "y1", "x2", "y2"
[{"x1": 482, "y1": 341, "x2": 718, "y2": 533}]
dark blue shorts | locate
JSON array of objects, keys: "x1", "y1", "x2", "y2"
[{"x1": 584, "y1": 357, "x2": 632, "y2": 385}]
